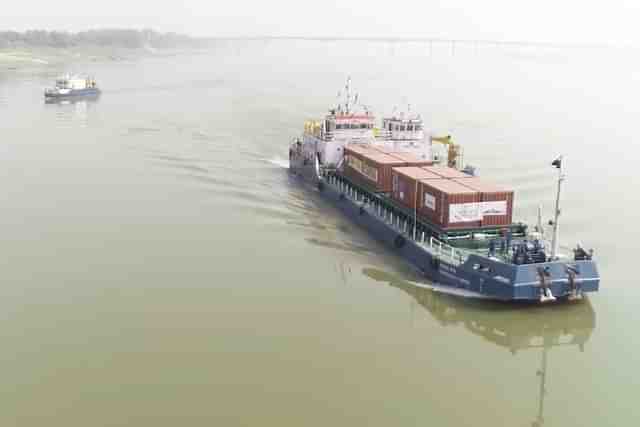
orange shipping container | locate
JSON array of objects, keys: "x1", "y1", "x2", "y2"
[
  {"x1": 344, "y1": 143, "x2": 379, "y2": 156},
  {"x1": 343, "y1": 147, "x2": 406, "y2": 192},
  {"x1": 391, "y1": 167, "x2": 442, "y2": 210},
  {"x1": 422, "y1": 165, "x2": 473, "y2": 179},
  {"x1": 387, "y1": 151, "x2": 434, "y2": 167},
  {"x1": 419, "y1": 179, "x2": 482, "y2": 229},
  {"x1": 454, "y1": 177, "x2": 514, "y2": 226}
]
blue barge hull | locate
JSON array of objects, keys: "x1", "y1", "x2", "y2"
[
  {"x1": 45, "y1": 88, "x2": 101, "y2": 99},
  {"x1": 292, "y1": 165, "x2": 600, "y2": 302}
]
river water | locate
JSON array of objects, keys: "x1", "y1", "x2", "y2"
[{"x1": 0, "y1": 41, "x2": 638, "y2": 426}]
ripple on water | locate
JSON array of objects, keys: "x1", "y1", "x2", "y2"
[
  {"x1": 127, "y1": 127, "x2": 162, "y2": 135},
  {"x1": 154, "y1": 160, "x2": 211, "y2": 175},
  {"x1": 304, "y1": 237, "x2": 381, "y2": 256}
]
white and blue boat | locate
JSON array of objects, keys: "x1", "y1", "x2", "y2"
[
  {"x1": 289, "y1": 79, "x2": 601, "y2": 303},
  {"x1": 44, "y1": 75, "x2": 100, "y2": 100}
]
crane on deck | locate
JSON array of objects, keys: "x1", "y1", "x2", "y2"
[{"x1": 430, "y1": 135, "x2": 463, "y2": 169}]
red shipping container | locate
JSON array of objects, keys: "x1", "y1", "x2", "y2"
[
  {"x1": 387, "y1": 151, "x2": 434, "y2": 167},
  {"x1": 391, "y1": 167, "x2": 442, "y2": 209},
  {"x1": 343, "y1": 147, "x2": 406, "y2": 192},
  {"x1": 454, "y1": 177, "x2": 514, "y2": 226},
  {"x1": 370, "y1": 146, "x2": 395, "y2": 155},
  {"x1": 418, "y1": 179, "x2": 481, "y2": 229},
  {"x1": 344, "y1": 143, "x2": 379, "y2": 156},
  {"x1": 422, "y1": 165, "x2": 473, "y2": 179}
]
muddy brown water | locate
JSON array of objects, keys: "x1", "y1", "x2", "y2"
[{"x1": 0, "y1": 42, "x2": 637, "y2": 426}]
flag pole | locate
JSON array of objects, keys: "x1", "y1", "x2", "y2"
[{"x1": 550, "y1": 156, "x2": 564, "y2": 260}]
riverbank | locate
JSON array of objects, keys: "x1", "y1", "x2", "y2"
[{"x1": 0, "y1": 45, "x2": 203, "y2": 76}]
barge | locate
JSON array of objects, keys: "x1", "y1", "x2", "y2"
[{"x1": 289, "y1": 79, "x2": 600, "y2": 302}]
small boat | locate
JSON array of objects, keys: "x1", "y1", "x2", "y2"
[{"x1": 44, "y1": 75, "x2": 100, "y2": 99}]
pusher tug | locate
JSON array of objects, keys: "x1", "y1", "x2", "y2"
[{"x1": 288, "y1": 79, "x2": 600, "y2": 302}]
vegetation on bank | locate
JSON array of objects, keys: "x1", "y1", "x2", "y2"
[{"x1": 0, "y1": 29, "x2": 202, "y2": 49}]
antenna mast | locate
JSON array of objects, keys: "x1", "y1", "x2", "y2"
[
  {"x1": 345, "y1": 77, "x2": 352, "y2": 114},
  {"x1": 537, "y1": 205, "x2": 544, "y2": 236},
  {"x1": 550, "y1": 156, "x2": 564, "y2": 260}
]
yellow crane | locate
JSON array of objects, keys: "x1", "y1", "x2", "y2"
[{"x1": 430, "y1": 135, "x2": 463, "y2": 169}]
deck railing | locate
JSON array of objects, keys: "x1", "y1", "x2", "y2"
[{"x1": 327, "y1": 173, "x2": 471, "y2": 266}]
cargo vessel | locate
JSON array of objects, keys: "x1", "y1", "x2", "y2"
[
  {"x1": 288, "y1": 79, "x2": 600, "y2": 302},
  {"x1": 44, "y1": 75, "x2": 100, "y2": 100}
]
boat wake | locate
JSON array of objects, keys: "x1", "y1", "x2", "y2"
[{"x1": 264, "y1": 157, "x2": 289, "y2": 169}]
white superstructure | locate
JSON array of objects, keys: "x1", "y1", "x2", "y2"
[{"x1": 293, "y1": 79, "x2": 432, "y2": 169}]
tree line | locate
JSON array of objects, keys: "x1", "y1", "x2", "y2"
[{"x1": 0, "y1": 29, "x2": 203, "y2": 49}]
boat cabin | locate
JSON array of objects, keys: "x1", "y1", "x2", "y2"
[
  {"x1": 382, "y1": 114, "x2": 425, "y2": 141},
  {"x1": 55, "y1": 75, "x2": 97, "y2": 90},
  {"x1": 301, "y1": 111, "x2": 377, "y2": 168},
  {"x1": 304, "y1": 111, "x2": 376, "y2": 142}
]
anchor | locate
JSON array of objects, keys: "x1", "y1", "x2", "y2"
[
  {"x1": 565, "y1": 264, "x2": 582, "y2": 301},
  {"x1": 537, "y1": 267, "x2": 556, "y2": 303}
]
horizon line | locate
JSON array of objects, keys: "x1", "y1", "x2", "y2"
[{"x1": 0, "y1": 29, "x2": 628, "y2": 49}]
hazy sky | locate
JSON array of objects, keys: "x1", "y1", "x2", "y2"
[{"x1": 4, "y1": 0, "x2": 640, "y2": 45}]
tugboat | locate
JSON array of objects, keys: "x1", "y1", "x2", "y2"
[
  {"x1": 44, "y1": 75, "x2": 100, "y2": 100},
  {"x1": 289, "y1": 78, "x2": 601, "y2": 302}
]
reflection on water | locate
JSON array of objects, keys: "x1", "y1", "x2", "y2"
[
  {"x1": 362, "y1": 267, "x2": 595, "y2": 352},
  {"x1": 362, "y1": 267, "x2": 596, "y2": 427},
  {"x1": 44, "y1": 93, "x2": 100, "y2": 105},
  {"x1": 44, "y1": 94, "x2": 100, "y2": 126}
]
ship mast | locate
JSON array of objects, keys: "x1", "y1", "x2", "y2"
[
  {"x1": 344, "y1": 77, "x2": 352, "y2": 114},
  {"x1": 550, "y1": 156, "x2": 564, "y2": 260}
]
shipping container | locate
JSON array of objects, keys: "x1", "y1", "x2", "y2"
[
  {"x1": 419, "y1": 179, "x2": 482, "y2": 229},
  {"x1": 391, "y1": 167, "x2": 442, "y2": 210},
  {"x1": 454, "y1": 177, "x2": 514, "y2": 226},
  {"x1": 369, "y1": 146, "x2": 394, "y2": 154},
  {"x1": 422, "y1": 165, "x2": 473, "y2": 179},
  {"x1": 387, "y1": 151, "x2": 434, "y2": 167},
  {"x1": 343, "y1": 147, "x2": 406, "y2": 192},
  {"x1": 344, "y1": 143, "x2": 379, "y2": 156}
]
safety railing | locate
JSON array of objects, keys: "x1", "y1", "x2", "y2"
[{"x1": 327, "y1": 173, "x2": 471, "y2": 266}]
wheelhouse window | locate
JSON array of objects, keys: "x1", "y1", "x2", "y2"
[{"x1": 336, "y1": 124, "x2": 344, "y2": 130}]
